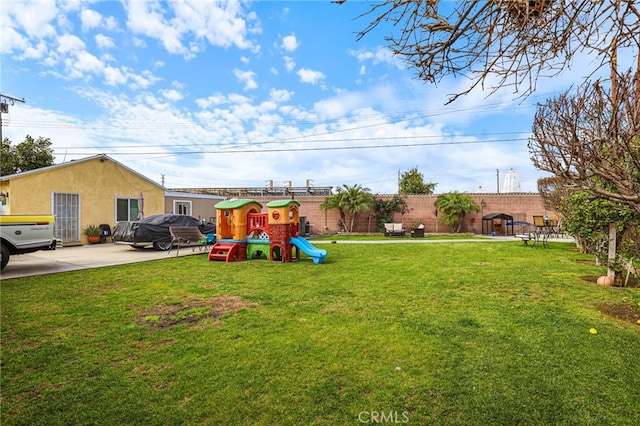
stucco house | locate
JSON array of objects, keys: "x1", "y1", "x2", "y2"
[{"x1": 0, "y1": 154, "x2": 223, "y2": 245}]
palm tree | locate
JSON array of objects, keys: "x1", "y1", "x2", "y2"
[
  {"x1": 320, "y1": 189, "x2": 347, "y2": 232},
  {"x1": 320, "y1": 184, "x2": 374, "y2": 232},
  {"x1": 341, "y1": 184, "x2": 374, "y2": 232},
  {"x1": 434, "y1": 192, "x2": 480, "y2": 233}
]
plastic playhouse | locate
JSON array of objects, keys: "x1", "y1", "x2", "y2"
[{"x1": 208, "y1": 198, "x2": 327, "y2": 264}]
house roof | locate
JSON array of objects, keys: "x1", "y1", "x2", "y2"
[
  {"x1": 0, "y1": 154, "x2": 165, "y2": 190},
  {"x1": 164, "y1": 191, "x2": 226, "y2": 200}
]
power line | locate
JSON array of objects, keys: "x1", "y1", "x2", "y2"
[
  {"x1": 53, "y1": 137, "x2": 529, "y2": 157},
  {"x1": 51, "y1": 131, "x2": 530, "y2": 150}
]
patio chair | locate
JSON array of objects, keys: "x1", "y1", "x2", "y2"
[{"x1": 532, "y1": 215, "x2": 545, "y2": 229}]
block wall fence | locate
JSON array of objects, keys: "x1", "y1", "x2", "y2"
[{"x1": 252, "y1": 193, "x2": 552, "y2": 235}]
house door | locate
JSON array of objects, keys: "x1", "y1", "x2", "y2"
[{"x1": 52, "y1": 192, "x2": 80, "y2": 243}]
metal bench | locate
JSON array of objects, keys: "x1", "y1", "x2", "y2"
[
  {"x1": 515, "y1": 234, "x2": 533, "y2": 245},
  {"x1": 168, "y1": 226, "x2": 212, "y2": 257},
  {"x1": 515, "y1": 231, "x2": 548, "y2": 248}
]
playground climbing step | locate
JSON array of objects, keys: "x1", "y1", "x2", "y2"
[{"x1": 209, "y1": 242, "x2": 241, "y2": 262}]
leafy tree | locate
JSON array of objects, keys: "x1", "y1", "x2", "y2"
[
  {"x1": 320, "y1": 184, "x2": 374, "y2": 232},
  {"x1": 560, "y1": 192, "x2": 639, "y2": 272},
  {"x1": 373, "y1": 195, "x2": 407, "y2": 232},
  {"x1": 1, "y1": 135, "x2": 55, "y2": 175},
  {"x1": 399, "y1": 167, "x2": 437, "y2": 195},
  {"x1": 538, "y1": 177, "x2": 640, "y2": 279},
  {"x1": 1, "y1": 137, "x2": 15, "y2": 176},
  {"x1": 434, "y1": 192, "x2": 480, "y2": 233}
]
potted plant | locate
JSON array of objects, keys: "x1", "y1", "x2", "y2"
[{"x1": 83, "y1": 225, "x2": 102, "y2": 244}]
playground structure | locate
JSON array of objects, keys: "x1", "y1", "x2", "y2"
[{"x1": 208, "y1": 198, "x2": 327, "y2": 264}]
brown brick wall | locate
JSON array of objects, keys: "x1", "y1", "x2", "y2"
[{"x1": 253, "y1": 193, "x2": 553, "y2": 235}]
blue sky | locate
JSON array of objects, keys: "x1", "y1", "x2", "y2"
[{"x1": 0, "y1": 0, "x2": 601, "y2": 194}]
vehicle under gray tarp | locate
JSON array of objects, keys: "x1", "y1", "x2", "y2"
[{"x1": 112, "y1": 214, "x2": 216, "y2": 250}]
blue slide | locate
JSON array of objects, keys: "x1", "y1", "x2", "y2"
[{"x1": 290, "y1": 237, "x2": 327, "y2": 264}]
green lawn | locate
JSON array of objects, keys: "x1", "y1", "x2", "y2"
[{"x1": 2, "y1": 241, "x2": 639, "y2": 425}]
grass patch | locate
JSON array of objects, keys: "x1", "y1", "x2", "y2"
[{"x1": 2, "y1": 241, "x2": 639, "y2": 425}]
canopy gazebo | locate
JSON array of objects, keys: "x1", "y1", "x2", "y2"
[{"x1": 482, "y1": 213, "x2": 514, "y2": 236}]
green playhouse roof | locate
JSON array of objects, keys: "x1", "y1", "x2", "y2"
[
  {"x1": 215, "y1": 198, "x2": 262, "y2": 210},
  {"x1": 266, "y1": 199, "x2": 300, "y2": 208}
]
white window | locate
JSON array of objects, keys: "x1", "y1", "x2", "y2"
[
  {"x1": 52, "y1": 192, "x2": 80, "y2": 243},
  {"x1": 116, "y1": 198, "x2": 139, "y2": 222},
  {"x1": 174, "y1": 200, "x2": 191, "y2": 216}
]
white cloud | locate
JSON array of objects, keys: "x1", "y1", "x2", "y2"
[
  {"x1": 350, "y1": 47, "x2": 404, "y2": 70},
  {"x1": 80, "y1": 8, "x2": 103, "y2": 32},
  {"x1": 103, "y1": 66, "x2": 127, "y2": 86},
  {"x1": 95, "y1": 34, "x2": 115, "y2": 49},
  {"x1": 129, "y1": 70, "x2": 159, "y2": 90},
  {"x1": 270, "y1": 88, "x2": 293, "y2": 103},
  {"x1": 196, "y1": 94, "x2": 227, "y2": 109},
  {"x1": 57, "y1": 34, "x2": 86, "y2": 53},
  {"x1": 124, "y1": 0, "x2": 258, "y2": 58},
  {"x1": 75, "y1": 50, "x2": 103, "y2": 73},
  {"x1": 281, "y1": 34, "x2": 299, "y2": 52},
  {"x1": 297, "y1": 68, "x2": 325, "y2": 85},
  {"x1": 161, "y1": 88, "x2": 184, "y2": 101},
  {"x1": 0, "y1": 27, "x2": 27, "y2": 54},
  {"x1": 22, "y1": 40, "x2": 48, "y2": 60},
  {"x1": 104, "y1": 16, "x2": 118, "y2": 31},
  {"x1": 1, "y1": 0, "x2": 58, "y2": 40},
  {"x1": 284, "y1": 56, "x2": 295, "y2": 73},
  {"x1": 132, "y1": 36, "x2": 147, "y2": 48},
  {"x1": 234, "y1": 69, "x2": 258, "y2": 91},
  {"x1": 125, "y1": 0, "x2": 186, "y2": 55}
]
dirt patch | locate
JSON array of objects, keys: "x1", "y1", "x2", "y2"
[
  {"x1": 595, "y1": 302, "x2": 640, "y2": 327},
  {"x1": 137, "y1": 295, "x2": 257, "y2": 328}
]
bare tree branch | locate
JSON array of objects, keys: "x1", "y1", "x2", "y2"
[
  {"x1": 529, "y1": 69, "x2": 640, "y2": 212},
  {"x1": 349, "y1": 0, "x2": 640, "y2": 103}
]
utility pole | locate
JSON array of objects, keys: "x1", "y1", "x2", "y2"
[
  {"x1": 496, "y1": 169, "x2": 500, "y2": 194},
  {"x1": 0, "y1": 93, "x2": 26, "y2": 142}
]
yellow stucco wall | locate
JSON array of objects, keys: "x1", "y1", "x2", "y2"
[{"x1": 1, "y1": 156, "x2": 165, "y2": 243}]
